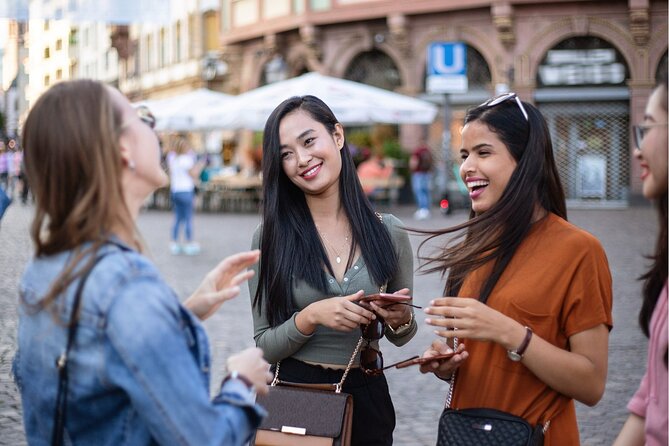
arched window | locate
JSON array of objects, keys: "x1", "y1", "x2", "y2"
[{"x1": 344, "y1": 50, "x2": 401, "y2": 91}]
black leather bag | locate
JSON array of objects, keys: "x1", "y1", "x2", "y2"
[
  {"x1": 436, "y1": 337, "x2": 546, "y2": 446},
  {"x1": 254, "y1": 384, "x2": 353, "y2": 446},
  {"x1": 437, "y1": 407, "x2": 544, "y2": 446},
  {"x1": 252, "y1": 338, "x2": 364, "y2": 446}
]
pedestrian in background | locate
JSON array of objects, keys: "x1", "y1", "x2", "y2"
[
  {"x1": 356, "y1": 146, "x2": 394, "y2": 202},
  {"x1": 613, "y1": 71, "x2": 668, "y2": 446},
  {"x1": 250, "y1": 95, "x2": 416, "y2": 445},
  {"x1": 418, "y1": 93, "x2": 613, "y2": 444},
  {"x1": 0, "y1": 142, "x2": 9, "y2": 193},
  {"x1": 168, "y1": 135, "x2": 204, "y2": 255},
  {"x1": 410, "y1": 139, "x2": 434, "y2": 220},
  {"x1": 13, "y1": 80, "x2": 271, "y2": 445}
]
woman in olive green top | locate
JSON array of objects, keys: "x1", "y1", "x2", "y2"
[{"x1": 249, "y1": 95, "x2": 416, "y2": 445}]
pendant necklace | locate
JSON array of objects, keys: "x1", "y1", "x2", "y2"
[{"x1": 317, "y1": 226, "x2": 350, "y2": 265}]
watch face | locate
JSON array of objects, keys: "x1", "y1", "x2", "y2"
[{"x1": 507, "y1": 351, "x2": 522, "y2": 362}]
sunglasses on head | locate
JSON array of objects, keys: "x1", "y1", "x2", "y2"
[
  {"x1": 480, "y1": 92, "x2": 529, "y2": 121},
  {"x1": 359, "y1": 302, "x2": 423, "y2": 376},
  {"x1": 135, "y1": 105, "x2": 156, "y2": 130}
]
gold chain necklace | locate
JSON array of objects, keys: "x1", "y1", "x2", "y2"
[{"x1": 316, "y1": 225, "x2": 351, "y2": 265}]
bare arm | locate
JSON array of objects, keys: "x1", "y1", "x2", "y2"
[
  {"x1": 426, "y1": 297, "x2": 609, "y2": 406},
  {"x1": 612, "y1": 414, "x2": 645, "y2": 446}
]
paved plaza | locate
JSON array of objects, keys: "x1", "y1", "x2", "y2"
[{"x1": 0, "y1": 201, "x2": 657, "y2": 445}]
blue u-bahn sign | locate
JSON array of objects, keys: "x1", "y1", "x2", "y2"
[{"x1": 427, "y1": 42, "x2": 468, "y2": 94}]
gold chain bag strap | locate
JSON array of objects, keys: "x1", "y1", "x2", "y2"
[{"x1": 437, "y1": 337, "x2": 551, "y2": 446}]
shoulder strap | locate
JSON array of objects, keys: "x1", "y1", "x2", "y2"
[
  {"x1": 52, "y1": 252, "x2": 108, "y2": 446},
  {"x1": 445, "y1": 335, "x2": 554, "y2": 434},
  {"x1": 271, "y1": 336, "x2": 364, "y2": 393}
]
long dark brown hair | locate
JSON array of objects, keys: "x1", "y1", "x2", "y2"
[
  {"x1": 419, "y1": 97, "x2": 566, "y2": 302},
  {"x1": 638, "y1": 72, "x2": 668, "y2": 340},
  {"x1": 254, "y1": 95, "x2": 399, "y2": 327},
  {"x1": 21, "y1": 80, "x2": 135, "y2": 314}
]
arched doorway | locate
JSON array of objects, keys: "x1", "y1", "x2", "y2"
[
  {"x1": 343, "y1": 50, "x2": 401, "y2": 91},
  {"x1": 535, "y1": 36, "x2": 631, "y2": 207}
]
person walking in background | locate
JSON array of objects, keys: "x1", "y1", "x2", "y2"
[
  {"x1": 356, "y1": 146, "x2": 394, "y2": 202},
  {"x1": 0, "y1": 182, "x2": 11, "y2": 225},
  {"x1": 417, "y1": 93, "x2": 612, "y2": 444},
  {"x1": 613, "y1": 71, "x2": 668, "y2": 446},
  {"x1": 0, "y1": 142, "x2": 9, "y2": 193},
  {"x1": 13, "y1": 80, "x2": 271, "y2": 445},
  {"x1": 250, "y1": 95, "x2": 416, "y2": 445},
  {"x1": 168, "y1": 135, "x2": 204, "y2": 255},
  {"x1": 410, "y1": 139, "x2": 433, "y2": 220}
]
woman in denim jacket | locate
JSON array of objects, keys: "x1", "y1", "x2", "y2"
[{"x1": 12, "y1": 80, "x2": 272, "y2": 445}]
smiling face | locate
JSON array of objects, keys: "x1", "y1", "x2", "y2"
[
  {"x1": 635, "y1": 85, "x2": 668, "y2": 200},
  {"x1": 459, "y1": 120, "x2": 518, "y2": 215},
  {"x1": 278, "y1": 109, "x2": 345, "y2": 196}
]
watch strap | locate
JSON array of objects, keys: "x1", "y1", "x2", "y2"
[
  {"x1": 386, "y1": 311, "x2": 414, "y2": 335},
  {"x1": 224, "y1": 370, "x2": 254, "y2": 391},
  {"x1": 510, "y1": 326, "x2": 533, "y2": 358}
]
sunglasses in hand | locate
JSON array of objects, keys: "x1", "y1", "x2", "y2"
[{"x1": 360, "y1": 314, "x2": 454, "y2": 376}]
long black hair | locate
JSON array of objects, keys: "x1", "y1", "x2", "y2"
[
  {"x1": 419, "y1": 96, "x2": 566, "y2": 302},
  {"x1": 638, "y1": 71, "x2": 668, "y2": 341},
  {"x1": 254, "y1": 95, "x2": 399, "y2": 327}
]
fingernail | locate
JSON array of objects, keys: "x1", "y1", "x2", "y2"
[
  {"x1": 425, "y1": 318, "x2": 432, "y2": 324},
  {"x1": 423, "y1": 308, "x2": 430, "y2": 313},
  {"x1": 433, "y1": 330, "x2": 441, "y2": 335}
]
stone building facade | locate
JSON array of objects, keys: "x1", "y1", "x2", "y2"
[{"x1": 217, "y1": 0, "x2": 667, "y2": 204}]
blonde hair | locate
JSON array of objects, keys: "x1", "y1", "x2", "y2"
[
  {"x1": 171, "y1": 134, "x2": 190, "y2": 155},
  {"x1": 22, "y1": 80, "x2": 137, "y2": 312}
]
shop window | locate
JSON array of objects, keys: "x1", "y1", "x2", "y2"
[
  {"x1": 344, "y1": 50, "x2": 401, "y2": 91},
  {"x1": 541, "y1": 103, "x2": 629, "y2": 204}
]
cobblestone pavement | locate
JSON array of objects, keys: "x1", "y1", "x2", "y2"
[{"x1": 0, "y1": 201, "x2": 655, "y2": 445}]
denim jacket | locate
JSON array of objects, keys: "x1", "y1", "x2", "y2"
[{"x1": 13, "y1": 238, "x2": 265, "y2": 445}]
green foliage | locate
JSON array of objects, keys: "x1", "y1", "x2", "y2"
[
  {"x1": 347, "y1": 129, "x2": 372, "y2": 149},
  {"x1": 382, "y1": 139, "x2": 406, "y2": 161}
]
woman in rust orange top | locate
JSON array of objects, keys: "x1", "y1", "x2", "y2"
[{"x1": 418, "y1": 93, "x2": 613, "y2": 444}]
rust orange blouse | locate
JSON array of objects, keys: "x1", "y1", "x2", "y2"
[{"x1": 451, "y1": 213, "x2": 613, "y2": 445}]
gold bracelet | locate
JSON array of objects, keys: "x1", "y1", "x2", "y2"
[{"x1": 386, "y1": 311, "x2": 414, "y2": 335}]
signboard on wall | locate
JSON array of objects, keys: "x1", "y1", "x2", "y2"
[
  {"x1": 426, "y1": 42, "x2": 468, "y2": 94},
  {"x1": 539, "y1": 49, "x2": 626, "y2": 86}
]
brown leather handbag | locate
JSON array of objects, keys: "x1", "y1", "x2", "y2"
[{"x1": 253, "y1": 338, "x2": 362, "y2": 446}]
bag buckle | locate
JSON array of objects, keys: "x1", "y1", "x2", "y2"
[{"x1": 281, "y1": 426, "x2": 306, "y2": 435}]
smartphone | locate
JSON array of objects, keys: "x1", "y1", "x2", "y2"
[
  {"x1": 359, "y1": 293, "x2": 412, "y2": 306},
  {"x1": 394, "y1": 352, "x2": 456, "y2": 369}
]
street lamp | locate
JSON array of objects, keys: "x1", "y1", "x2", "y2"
[
  {"x1": 202, "y1": 53, "x2": 228, "y2": 81},
  {"x1": 264, "y1": 54, "x2": 287, "y2": 84}
]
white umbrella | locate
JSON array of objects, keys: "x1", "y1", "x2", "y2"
[
  {"x1": 198, "y1": 72, "x2": 438, "y2": 130},
  {"x1": 135, "y1": 88, "x2": 234, "y2": 132}
]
